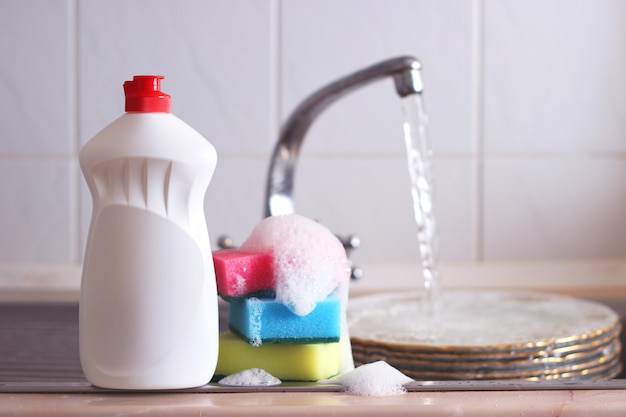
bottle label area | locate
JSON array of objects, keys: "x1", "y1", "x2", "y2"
[{"x1": 80, "y1": 205, "x2": 216, "y2": 384}]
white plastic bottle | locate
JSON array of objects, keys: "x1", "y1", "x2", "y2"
[{"x1": 79, "y1": 75, "x2": 218, "y2": 389}]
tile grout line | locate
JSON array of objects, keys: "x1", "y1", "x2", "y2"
[
  {"x1": 70, "y1": 0, "x2": 82, "y2": 265},
  {"x1": 270, "y1": 0, "x2": 282, "y2": 148},
  {"x1": 264, "y1": 0, "x2": 282, "y2": 219},
  {"x1": 472, "y1": 0, "x2": 485, "y2": 262}
]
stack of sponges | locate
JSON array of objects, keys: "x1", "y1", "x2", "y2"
[{"x1": 213, "y1": 248, "x2": 343, "y2": 381}]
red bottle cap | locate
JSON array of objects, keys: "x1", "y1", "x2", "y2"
[{"x1": 123, "y1": 75, "x2": 171, "y2": 113}]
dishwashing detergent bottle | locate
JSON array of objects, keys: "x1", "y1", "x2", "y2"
[{"x1": 79, "y1": 75, "x2": 218, "y2": 389}]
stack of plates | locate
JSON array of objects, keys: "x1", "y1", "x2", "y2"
[{"x1": 348, "y1": 290, "x2": 622, "y2": 381}]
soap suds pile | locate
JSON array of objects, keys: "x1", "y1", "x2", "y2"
[
  {"x1": 218, "y1": 368, "x2": 281, "y2": 386},
  {"x1": 321, "y1": 361, "x2": 413, "y2": 396},
  {"x1": 218, "y1": 361, "x2": 413, "y2": 396},
  {"x1": 240, "y1": 214, "x2": 351, "y2": 316}
]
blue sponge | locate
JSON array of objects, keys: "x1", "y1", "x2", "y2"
[{"x1": 228, "y1": 295, "x2": 341, "y2": 345}]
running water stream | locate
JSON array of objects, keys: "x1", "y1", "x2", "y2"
[
  {"x1": 348, "y1": 90, "x2": 622, "y2": 380},
  {"x1": 400, "y1": 94, "x2": 442, "y2": 316}
]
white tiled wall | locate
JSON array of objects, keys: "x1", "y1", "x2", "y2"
[{"x1": 1, "y1": 0, "x2": 625, "y2": 271}]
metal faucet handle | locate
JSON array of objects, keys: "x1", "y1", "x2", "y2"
[
  {"x1": 216, "y1": 235, "x2": 236, "y2": 250},
  {"x1": 336, "y1": 234, "x2": 361, "y2": 251},
  {"x1": 216, "y1": 232, "x2": 363, "y2": 280},
  {"x1": 336, "y1": 234, "x2": 363, "y2": 280},
  {"x1": 217, "y1": 233, "x2": 360, "y2": 251}
]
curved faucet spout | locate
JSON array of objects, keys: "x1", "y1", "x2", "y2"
[{"x1": 265, "y1": 56, "x2": 423, "y2": 217}]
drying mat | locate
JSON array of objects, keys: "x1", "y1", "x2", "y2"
[{"x1": 0, "y1": 302, "x2": 86, "y2": 382}]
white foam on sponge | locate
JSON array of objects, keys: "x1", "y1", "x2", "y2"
[
  {"x1": 218, "y1": 368, "x2": 282, "y2": 386},
  {"x1": 320, "y1": 361, "x2": 413, "y2": 396},
  {"x1": 241, "y1": 214, "x2": 350, "y2": 316}
]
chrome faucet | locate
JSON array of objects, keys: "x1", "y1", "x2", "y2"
[
  {"x1": 262, "y1": 56, "x2": 423, "y2": 278},
  {"x1": 264, "y1": 56, "x2": 423, "y2": 218}
]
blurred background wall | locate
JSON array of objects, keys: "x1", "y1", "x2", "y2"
[{"x1": 1, "y1": 0, "x2": 625, "y2": 275}]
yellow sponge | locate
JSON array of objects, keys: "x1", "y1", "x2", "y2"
[{"x1": 216, "y1": 331, "x2": 342, "y2": 381}]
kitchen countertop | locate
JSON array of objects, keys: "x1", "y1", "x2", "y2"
[{"x1": 2, "y1": 389, "x2": 626, "y2": 416}]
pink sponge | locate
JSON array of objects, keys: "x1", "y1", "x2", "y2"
[{"x1": 213, "y1": 249, "x2": 274, "y2": 299}]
